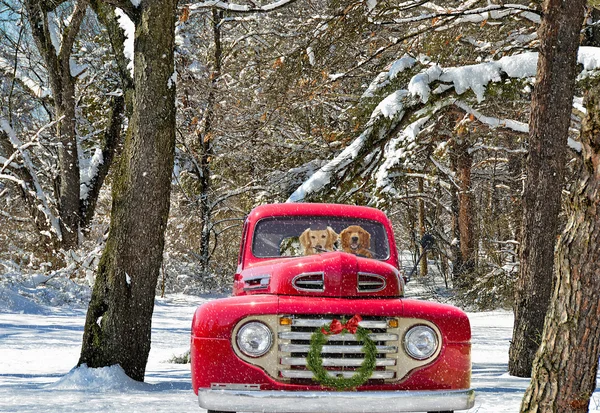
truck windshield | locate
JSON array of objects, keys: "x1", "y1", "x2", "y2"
[{"x1": 252, "y1": 216, "x2": 390, "y2": 260}]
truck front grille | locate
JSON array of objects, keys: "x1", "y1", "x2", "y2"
[{"x1": 277, "y1": 315, "x2": 399, "y2": 384}]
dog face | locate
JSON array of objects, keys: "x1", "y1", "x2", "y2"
[
  {"x1": 299, "y1": 227, "x2": 338, "y2": 255},
  {"x1": 340, "y1": 225, "x2": 372, "y2": 256}
]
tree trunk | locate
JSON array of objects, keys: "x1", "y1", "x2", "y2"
[
  {"x1": 509, "y1": 0, "x2": 585, "y2": 378},
  {"x1": 457, "y1": 141, "x2": 474, "y2": 272},
  {"x1": 450, "y1": 136, "x2": 474, "y2": 284},
  {"x1": 450, "y1": 167, "x2": 463, "y2": 280},
  {"x1": 56, "y1": 68, "x2": 81, "y2": 248},
  {"x1": 197, "y1": 8, "x2": 223, "y2": 273},
  {"x1": 24, "y1": 0, "x2": 89, "y2": 250},
  {"x1": 417, "y1": 177, "x2": 428, "y2": 277},
  {"x1": 78, "y1": 0, "x2": 177, "y2": 381},
  {"x1": 520, "y1": 80, "x2": 600, "y2": 413}
]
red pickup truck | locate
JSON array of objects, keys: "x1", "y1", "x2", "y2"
[{"x1": 191, "y1": 203, "x2": 474, "y2": 413}]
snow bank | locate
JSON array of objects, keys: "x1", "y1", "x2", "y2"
[
  {"x1": 0, "y1": 272, "x2": 91, "y2": 313},
  {"x1": 49, "y1": 365, "x2": 151, "y2": 392},
  {"x1": 0, "y1": 286, "x2": 49, "y2": 314}
]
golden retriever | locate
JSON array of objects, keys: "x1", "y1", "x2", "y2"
[
  {"x1": 340, "y1": 225, "x2": 372, "y2": 258},
  {"x1": 299, "y1": 227, "x2": 338, "y2": 255}
]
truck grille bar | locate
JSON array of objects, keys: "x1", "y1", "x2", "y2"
[{"x1": 277, "y1": 315, "x2": 399, "y2": 384}]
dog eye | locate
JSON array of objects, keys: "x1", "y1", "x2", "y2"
[{"x1": 321, "y1": 235, "x2": 326, "y2": 238}]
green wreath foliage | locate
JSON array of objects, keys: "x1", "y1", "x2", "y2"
[{"x1": 306, "y1": 323, "x2": 377, "y2": 390}]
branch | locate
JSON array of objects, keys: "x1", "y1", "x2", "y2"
[
  {"x1": 58, "y1": 0, "x2": 90, "y2": 63},
  {"x1": 90, "y1": 0, "x2": 134, "y2": 97},
  {"x1": 0, "y1": 209, "x2": 30, "y2": 222},
  {"x1": 209, "y1": 184, "x2": 267, "y2": 209},
  {"x1": 100, "y1": 0, "x2": 136, "y2": 19},
  {"x1": 0, "y1": 119, "x2": 62, "y2": 240},
  {"x1": 80, "y1": 95, "x2": 125, "y2": 228},
  {"x1": 391, "y1": 4, "x2": 541, "y2": 25},
  {"x1": 0, "y1": 56, "x2": 53, "y2": 102},
  {"x1": 189, "y1": 0, "x2": 298, "y2": 13}
]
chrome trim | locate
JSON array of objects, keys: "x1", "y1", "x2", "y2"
[
  {"x1": 279, "y1": 343, "x2": 398, "y2": 354},
  {"x1": 210, "y1": 383, "x2": 261, "y2": 390},
  {"x1": 280, "y1": 356, "x2": 396, "y2": 367},
  {"x1": 290, "y1": 318, "x2": 389, "y2": 329},
  {"x1": 242, "y1": 274, "x2": 271, "y2": 291},
  {"x1": 198, "y1": 388, "x2": 476, "y2": 413},
  {"x1": 278, "y1": 332, "x2": 398, "y2": 341},
  {"x1": 280, "y1": 370, "x2": 395, "y2": 379},
  {"x1": 357, "y1": 272, "x2": 387, "y2": 293},
  {"x1": 292, "y1": 272, "x2": 325, "y2": 292}
]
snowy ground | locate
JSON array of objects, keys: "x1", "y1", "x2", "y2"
[{"x1": 1, "y1": 276, "x2": 599, "y2": 412}]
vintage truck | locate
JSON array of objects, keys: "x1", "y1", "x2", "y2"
[{"x1": 190, "y1": 203, "x2": 474, "y2": 413}]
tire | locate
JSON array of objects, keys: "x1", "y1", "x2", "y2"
[
  {"x1": 427, "y1": 411, "x2": 453, "y2": 413},
  {"x1": 207, "y1": 411, "x2": 235, "y2": 413}
]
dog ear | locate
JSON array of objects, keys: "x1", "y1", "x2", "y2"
[
  {"x1": 327, "y1": 227, "x2": 338, "y2": 243},
  {"x1": 325, "y1": 227, "x2": 338, "y2": 249},
  {"x1": 299, "y1": 228, "x2": 311, "y2": 251},
  {"x1": 361, "y1": 228, "x2": 371, "y2": 249},
  {"x1": 339, "y1": 228, "x2": 349, "y2": 247}
]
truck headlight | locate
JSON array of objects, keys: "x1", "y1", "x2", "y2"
[
  {"x1": 236, "y1": 322, "x2": 273, "y2": 357},
  {"x1": 404, "y1": 325, "x2": 438, "y2": 360}
]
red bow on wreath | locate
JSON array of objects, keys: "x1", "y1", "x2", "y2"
[{"x1": 322, "y1": 314, "x2": 363, "y2": 335}]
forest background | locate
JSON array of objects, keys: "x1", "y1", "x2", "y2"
[
  {"x1": 2, "y1": 0, "x2": 600, "y2": 411},
  {"x1": 1, "y1": 0, "x2": 557, "y2": 303}
]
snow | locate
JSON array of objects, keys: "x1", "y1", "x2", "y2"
[
  {"x1": 168, "y1": 71, "x2": 177, "y2": 89},
  {"x1": 80, "y1": 148, "x2": 104, "y2": 201},
  {"x1": 371, "y1": 90, "x2": 409, "y2": 119},
  {"x1": 1, "y1": 274, "x2": 599, "y2": 412},
  {"x1": 389, "y1": 55, "x2": 417, "y2": 80},
  {"x1": 0, "y1": 120, "x2": 62, "y2": 240},
  {"x1": 0, "y1": 57, "x2": 52, "y2": 99},
  {"x1": 287, "y1": 128, "x2": 370, "y2": 202},
  {"x1": 307, "y1": 47, "x2": 315, "y2": 66},
  {"x1": 115, "y1": 8, "x2": 135, "y2": 78},
  {"x1": 290, "y1": 47, "x2": 600, "y2": 202}
]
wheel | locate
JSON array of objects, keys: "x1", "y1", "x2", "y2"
[
  {"x1": 427, "y1": 411, "x2": 453, "y2": 413},
  {"x1": 207, "y1": 410, "x2": 236, "y2": 413}
]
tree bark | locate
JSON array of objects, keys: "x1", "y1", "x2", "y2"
[
  {"x1": 520, "y1": 80, "x2": 600, "y2": 413},
  {"x1": 24, "y1": 0, "x2": 89, "y2": 249},
  {"x1": 197, "y1": 8, "x2": 223, "y2": 273},
  {"x1": 417, "y1": 177, "x2": 428, "y2": 277},
  {"x1": 80, "y1": 95, "x2": 125, "y2": 229},
  {"x1": 509, "y1": 0, "x2": 585, "y2": 378},
  {"x1": 78, "y1": 0, "x2": 177, "y2": 381},
  {"x1": 450, "y1": 135, "x2": 474, "y2": 284}
]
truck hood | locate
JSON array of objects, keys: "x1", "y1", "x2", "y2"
[{"x1": 234, "y1": 251, "x2": 403, "y2": 298}]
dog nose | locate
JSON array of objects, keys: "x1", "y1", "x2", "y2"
[{"x1": 351, "y1": 236, "x2": 359, "y2": 242}]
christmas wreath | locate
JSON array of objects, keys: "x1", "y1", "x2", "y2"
[{"x1": 306, "y1": 314, "x2": 377, "y2": 390}]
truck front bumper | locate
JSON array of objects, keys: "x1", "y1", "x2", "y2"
[{"x1": 198, "y1": 387, "x2": 475, "y2": 412}]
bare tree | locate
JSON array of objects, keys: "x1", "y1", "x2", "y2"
[
  {"x1": 23, "y1": 0, "x2": 89, "y2": 248},
  {"x1": 79, "y1": 0, "x2": 178, "y2": 381},
  {"x1": 1, "y1": 0, "x2": 126, "y2": 253}
]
